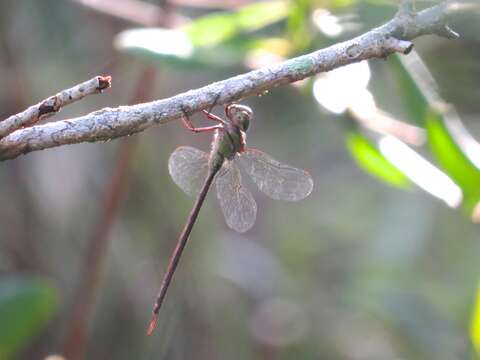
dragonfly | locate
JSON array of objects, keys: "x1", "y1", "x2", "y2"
[{"x1": 147, "y1": 104, "x2": 313, "y2": 335}]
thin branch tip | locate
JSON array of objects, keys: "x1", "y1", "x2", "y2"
[
  {"x1": 97, "y1": 75, "x2": 113, "y2": 91},
  {"x1": 385, "y1": 37, "x2": 414, "y2": 54},
  {"x1": 0, "y1": 75, "x2": 112, "y2": 141},
  {"x1": 439, "y1": 25, "x2": 460, "y2": 39},
  {"x1": 403, "y1": 42, "x2": 414, "y2": 55}
]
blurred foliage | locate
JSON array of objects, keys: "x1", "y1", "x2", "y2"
[
  {"x1": 0, "y1": 277, "x2": 57, "y2": 359},
  {"x1": 426, "y1": 109, "x2": 480, "y2": 212},
  {"x1": 184, "y1": 0, "x2": 288, "y2": 46},
  {"x1": 116, "y1": 1, "x2": 290, "y2": 69},
  {"x1": 471, "y1": 282, "x2": 480, "y2": 357},
  {"x1": 388, "y1": 54, "x2": 428, "y2": 126},
  {"x1": 0, "y1": 0, "x2": 479, "y2": 359},
  {"x1": 346, "y1": 131, "x2": 411, "y2": 189},
  {"x1": 286, "y1": 0, "x2": 313, "y2": 50}
]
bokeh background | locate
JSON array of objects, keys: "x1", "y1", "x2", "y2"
[{"x1": 1, "y1": 0, "x2": 480, "y2": 359}]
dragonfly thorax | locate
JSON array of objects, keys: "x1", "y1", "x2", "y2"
[
  {"x1": 209, "y1": 127, "x2": 245, "y2": 172},
  {"x1": 208, "y1": 104, "x2": 252, "y2": 170}
]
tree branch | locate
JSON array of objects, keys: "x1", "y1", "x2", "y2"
[
  {"x1": 0, "y1": 75, "x2": 111, "y2": 140},
  {"x1": 0, "y1": 2, "x2": 459, "y2": 161}
]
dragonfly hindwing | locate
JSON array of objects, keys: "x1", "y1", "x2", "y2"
[{"x1": 238, "y1": 148, "x2": 313, "y2": 201}]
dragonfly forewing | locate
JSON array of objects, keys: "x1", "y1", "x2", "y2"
[
  {"x1": 238, "y1": 148, "x2": 313, "y2": 201},
  {"x1": 168, "y1": 146, "x2": 209, "y2": 196},
  {"x1": 215, "y1": 161, "x2": 257, "y2": 233}
]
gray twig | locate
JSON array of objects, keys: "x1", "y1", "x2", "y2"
[
  {"x1": 0, "y1": 2, "x2": 460, "y2": 161},
  {"x1": 0, "y1": 75, "x2": 111, "y2": 140}
]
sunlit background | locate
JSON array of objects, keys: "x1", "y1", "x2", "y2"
[{"x1": 1, "y1": 0, "x2": 480, "y2": 359}]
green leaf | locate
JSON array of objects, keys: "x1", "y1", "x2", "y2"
[
  {"x1": 426, "y1": 109, "x2": 480, "y2": 211},
  {"x1": 115, "y1": 1, "x2": 289, "y2": 70},
  {"x1": 346, "y1": 132, "x2": 411, "y2": 189},
  {"x1": 286, "y1": 0, "x2": 312, "y2": 50},
  {"x1": 0, "y1": 277, "x2": 58, "y2": 359},
  {"x1": 390, "y1": 51, "x2": 480, "y2": 213},
  {"x1": 471, "y1": 282, "x2": 480, "y2": 356},
  {"x1": 185, "y1": 0, "x2": 288, "y2": 47}
]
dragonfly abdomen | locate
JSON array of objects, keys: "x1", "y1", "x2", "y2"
[{"x1": 209, "y1": 151, "x2": 225, "y2": 174}]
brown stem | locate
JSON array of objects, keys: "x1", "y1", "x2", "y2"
[
  {"x1": 61, "y1": 137, "x2": 137, "y2": 360},
  {"x1": 147, "y1": 166, "x2": 218, "y2": 336},
  {"x1": 0, "y1": 36, "x2": 42, "y2": 272},
  {"x1": 4, "y1": 162, "x2": 42, "y2": 272},
  {"x1": 62, "y1": 67, "x2": 156, "y2": 360}
]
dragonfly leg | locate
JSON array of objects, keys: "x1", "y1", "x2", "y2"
[
  {"x1": 182, "y1": 116, "x2": 223, "y2": 133},
  {"x1": 201, "y1": 110, "x2": 227, "y2": 125}
]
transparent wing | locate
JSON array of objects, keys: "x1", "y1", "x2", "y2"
[
  {"x1": 215, "y1": 161, "x2": 257, "y2": 233},
  {"x1": 238, "y1": 148, "x2": 313, "y2": 201},
  {"x1": 168, "y1": 146, "x2": 209, "y2": 196}
]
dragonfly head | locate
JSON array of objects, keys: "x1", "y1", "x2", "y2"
[{"x1": 225, "y1": 104, "x2": 252, "y2": 132}]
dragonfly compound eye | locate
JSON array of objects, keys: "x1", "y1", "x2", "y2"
[{"x1": 240, "y1": 112, "x2": 250, "y2": 131}]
